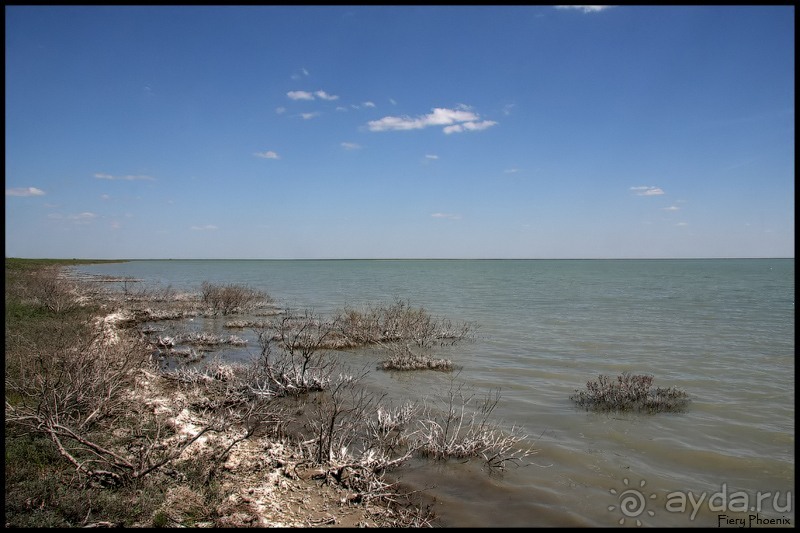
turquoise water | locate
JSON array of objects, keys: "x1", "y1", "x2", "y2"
[{"x1": 73, "y1": 259, "x2": 795, "y2": 527}]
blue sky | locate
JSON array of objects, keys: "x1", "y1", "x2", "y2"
[{"x1": 5, "y1": 5, "x2": 795, "y2": 259}]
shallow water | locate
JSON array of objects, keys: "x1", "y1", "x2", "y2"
[{"x1": 73, "y1": 259, "x2": 795, "y2": 527}]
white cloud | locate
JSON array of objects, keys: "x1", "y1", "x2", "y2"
[
  {"x1": 100, "y1": 194, "x2": 111, "y2": 200},
  {"x1": 68, "y1": 212, "x2": 98, "y2": 222},
  {"x1": 389, "y1": 98, "x2": 397, "y2": 105},
  {"x1": 555, "y1": 5, "x2": 613, "y2": 13},
  {"x1": 630, "y1": 186, "x2": 665, "y2": 196},
  {"x1": 275, "y1": 106, "x2": 286, "y2": 114},
  {"x1": 431, "y1": 213, "x2": 462, "y2": 220},
  {"x1": 291, "y1": 67, "x2": 310, "y2": 80},
  {"x1": 425, "y1": 154, "x2": 439, "y2": 160},
  {"x1": 336, "y1": 106, "x2": 348, "y2": 112},
  {"x1": 300, "y1": 112, "x2": 320, "y2": 120},
  {"x1": 341, "y1": 142, "x2": 361, "y2": 150},
  {"x1": 6, "y1": 186, "x2": 45, "y2": 197},
  {"x1": 662, "y1": 205, "x2": 680, "y2": 211},
  {"x1": 287, "y1": 89, "x2": 339, "y2": 101},
  {"x1": 94, "y1": 173, "x2": 155, "y2": 181},
  {"x1": 287, "y1": 90, "x2": 314, "y2": 101},
  {"x1": 190, "y1": 224, "x2": 218, "y2": 231},
  {"x1": 502, "y1": 103, "x2": 516, "y2": 116},
  {"x1": 363, "y1": 101, "x2": 376, "y2": 108},
  {"x1": 315, "y1": 90, "x2": 339, "y2": 101},
  {"x1": 676, "y1": 222, "x2": 689, "y2": 226},
  {"x1": 254, "y1": 150, "x2": 280, "y2": 159},
  {"x1": 504, "y1": 168, "x2": 520, "y2": 174},
  {"x1": 368, "y1": 107, "x2": 497, "y2": 134},
  {"x1": 443, "y1": 120, "x2": 498, "y2": 134}
]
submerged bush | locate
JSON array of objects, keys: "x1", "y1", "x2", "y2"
[
  {"x1": 335, "y1": 298, "x2": 476, "y2": 349},
  {"x1": 380, "y1": 344, "x2": 453, "y2": 372},
  {"x1": 200, "y1": 282, "x2": 271, "y2": 316},
  {"x1": 571, "y1": 373, "x2": 689, "y2": 413}
]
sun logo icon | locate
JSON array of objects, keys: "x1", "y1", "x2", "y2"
[{"x1": 608, "y1": 477, "x2": 657, "y2": 526}]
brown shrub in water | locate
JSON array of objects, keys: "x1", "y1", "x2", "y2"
[
  {"x1": 200, "y1": 281, "x2": 271, "y2": 316},
  {"x1": 571, "y1": 372, "x2": 690, "y2": 413}
]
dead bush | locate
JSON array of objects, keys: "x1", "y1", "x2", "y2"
[
  {"x1": 335, "y1": 299, "x2": 477, "y2": 349},
  {"x1": 200, "y1": 282, "x2": 271, "y2": 316},
  {"x1": 5, "y1": 322, "x2": 161, "y2": 485},
  {"x1": 413, "y1": 380, "x2": 535, "y2": 470},
  {"x1": 379, "y1": 344, "x2": 454, "y2": 372},
  {"x1": 571, "y1": 372, "x2": 690, "y2": 413},
  {"x1": 24, "y1": 267, "x2": 80, "y2": 313},
  {"x1": 250, "y1": 310, "x2": 339, "y2": 396}
]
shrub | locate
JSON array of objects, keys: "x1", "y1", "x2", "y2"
[
  {"x1": 24, "y1": 266, "x2": 80, "y2": 313},
  {"x1": 200, "y1": 282, "x2": 271, "y2": 316},
  {"x1": 571, "y1": 373, "x2": 690, "y2": 413},
  {"x1": 334, "y1": 299, "x2": 475, "y2": 372},
  {"x1": 335, "y1": 299, "x2": 476, "y2": 349},
  {"x1": 379, "y1": 344, "x2": 453, "y2": 372},
  {"x1": 413, "y1": 383, "x2": 535, "y2": 470},
  {"x1": 250, "y1": 310, "x2": 338, "y2": 396}
]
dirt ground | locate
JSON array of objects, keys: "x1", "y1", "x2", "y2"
[{"x1": 127, "y1": 367, "x2": 432, "y2": 528}]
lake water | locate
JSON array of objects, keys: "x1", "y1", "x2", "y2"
[{"x1": 72, "y1": 259, "x2": 795, "y2": 527}]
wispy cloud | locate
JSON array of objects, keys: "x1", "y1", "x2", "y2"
[
  {"x1": 291, "y1": 67, "x2": 310, "y2": 80},
  {"x1": 300, "y1": 112, "x2": 320, "y2": 120},
  {"x1": 70, "y1": 212, "x2": 97, "y2": 220},
  {"x1": 504, "y1": 168, "x2": 520, "y2": 174},
  {"x1": 287, "y1": 89, "x2": 340, "y2": 101},
  {"x1": 662, "y1": 205, "x2": 680, "y2": 211},
  {"x1": 443, "y1": 120, "x2": 497, "y2": 134},
  {"x1": 676, "y1": 222, "x2": 689, "y2": 226},
  {"x1": 502, "y1": 104, "x2": 516, "y2": 116},
  {"x1": 275, "y1": 106, "x2": 286, "y2": 114},
  {"x1": 630, "y1": 186, "x2": 665, "y2": 196},
  {"x1": 368, "y1": 106, "x2": 497, "y2": 134},
  {"x1": 363, "y1": 101, "x2": 376, "y2": 108},
  {"x1": 341, "y1": 142, "x2": 361, "y2": 150},
  {"x1": 50, "y1": 212, "x2": 97, "y2": 222},
  {"x1": 94, "y1": 173, "x2": 155, "y2": 181},
  {"x1": 555, "y1": 5, "x2": 614, "y2": 14},
  {"x1": 287, "y1": 90, "x2": 315, "y2": 101},
  {"x1": 190, "y1": 224, "x2": 218, "y2": 231},
  {"x1": 431, "y1": 212, "x2": 462, "y2": 220},
  {"x1": 315, "y1": 90, "x2": 339, "y2": 101},
  {"x1": 425, "y1": 154, "x2": 439, "y2": 160},
  {"x1": 254, "y1": 150, "x2": 280, "y2": 159},
  {"x1": 6, "y1": 186, "x2": 45, "y2": 197}
]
